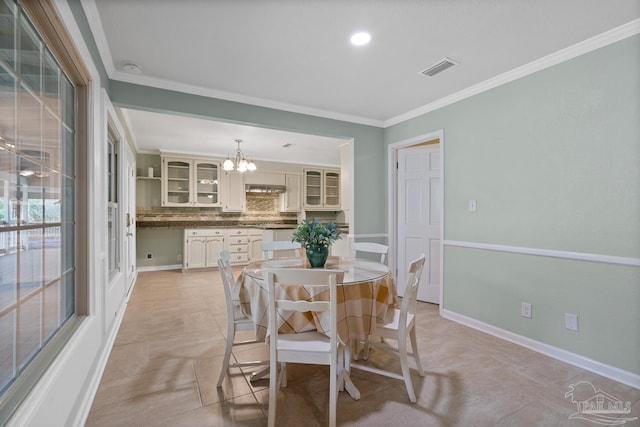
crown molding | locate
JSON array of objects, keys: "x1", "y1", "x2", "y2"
[
  {"x1": 384, "y1": 18, "x2": 640, "y2": 128},
  {"x1": 80, "y1": 0, "x2": 115, "y2": 76},
  {"x1": 108, "y1": 70, "x2": 383, "y2": 128},
  {"x1": 81, "y1": 0, "x2": 382, "y2": 128},
  {"x1": 80, "y1": 1, "x2": 638, "y2": 130}
]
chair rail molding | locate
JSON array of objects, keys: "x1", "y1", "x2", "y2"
[{"x1": 443, "y1": 240, "x2": 640, "y2": 267}]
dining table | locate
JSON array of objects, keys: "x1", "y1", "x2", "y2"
[{"x1": 237, "y1": 255, "x2": 397, "y2": 400}]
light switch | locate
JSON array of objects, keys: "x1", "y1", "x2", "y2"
[{"x1": 468, "y1": 199, "x2": 477, "y2": 212}]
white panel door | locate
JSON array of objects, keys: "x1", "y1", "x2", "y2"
[{"x1": 397, "y1": 144, "x2": 440, "y2": 303}]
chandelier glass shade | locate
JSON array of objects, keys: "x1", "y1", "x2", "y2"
[{"x1": 223, "y1": 139, "x2": 256, "y2": 172}]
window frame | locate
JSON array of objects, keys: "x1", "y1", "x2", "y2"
[{"x1": 0, "y1": 0, "x2": 89, "y2": 423}]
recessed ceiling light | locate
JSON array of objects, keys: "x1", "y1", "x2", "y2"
[
  {"x1": 121, "y1": 61, "x2": 143, "y2": 74},
  {"x1": 350, "y1": 32, "x2": 371, "y2": 46}
]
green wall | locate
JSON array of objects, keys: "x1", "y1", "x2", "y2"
[
  {"x1": 385, "y1": 35, "x2": 640, "y2": 374},
  {"x1": 68, "y1": 0, "x2": 109, "y2": 87},
  {"x1": 136, "y1": 228, "x2": 183, "y2": 268},
  {"x1": 109, "y1": 82, "x2": 385, "y2": 234}
]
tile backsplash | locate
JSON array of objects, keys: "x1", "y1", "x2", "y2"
[
  {"x1": 246, "y1": 193, "x2": 278, "y2": 212},
  {"x1": 136, "y1": 193, "x2": 298, "y2": 226}
]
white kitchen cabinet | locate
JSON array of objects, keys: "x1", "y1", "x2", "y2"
[
  {"x1": 183, "y1": 229, "x2": 224, "y2": 269},
  {"x1": 303, "y1": 168, "x2": 340, "y2": 210},
  {"x1": 280, "y1": 173, "x2": 302, "y2": 212},
  {"x1": 162, "y1": 158, "x2": 192, "y2": 206},
  {"x1": 323, "y1": 170, "x2": 340, "y2": 208},
  {"x1": 262, "y1": 228, "x2": 298, "y2": 258},
  {"x1": 162, "y1": 157, "x2": 221, "y2": 207},
  {"x1": 248, "y1": 229, "x2": 263, "y2": 262},
  {"x1": 222, "y1": 170, "x2": 246, "y2": 212},
  {"x1": 225, "y1": 228, "x2": 249, "y2": 264},
  {"x1": 194, "y1": 160, "x2": 221, "y2": 206}
]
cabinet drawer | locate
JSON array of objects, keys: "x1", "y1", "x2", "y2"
[
  {"x1": 227, "y1": 236, "x2": 249, "y2": 245},
  {"x1": 185, "y1": 229, "x2": 224, "y2": 237},
  {"x1": 230, "y1": 253, "x2": 249, "y2": 263},
  {"x1": 226, "y1": 229, "x2": 248, "y2": 236},
  {"x1": 228, "y1": 244, "x2": 248, "y2": 254}
]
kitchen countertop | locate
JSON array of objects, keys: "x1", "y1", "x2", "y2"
[
  {"x1": 135, "y1": 221, "x2": 298, "y2": 229},
  {"x1": 135, "y1": 221, "x2": 349, "y2": 231}
]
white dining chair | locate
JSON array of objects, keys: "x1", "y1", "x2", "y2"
[
  {"x1": 261, "y1": 240, "x2": 302, "y2": 260},
  {"x1": 352, "y1": 242, "x2": 388, "y2": 264},
  {"x1": 216, "y1": 250, "x2": 269, "y2": 387},
  {"x1": 264, "y1": 268, "x2": 343, "y2": 427},
  {"x1": 350, "y1": 253, "x2": 426, "y2": 403}
]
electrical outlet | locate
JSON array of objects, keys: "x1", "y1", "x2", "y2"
[
  {"x1": 146, "y1": 253, "x2": 152, "y2": 259},
  {"x1": 177, "y1": 254, "x2": 182, "y2": 262},
  {"x1": 565, "y1": 313, "x2": 578, "y2": 331},
  {"x1": 521, "y1": 302, "x2": 532, "y2": 319}
]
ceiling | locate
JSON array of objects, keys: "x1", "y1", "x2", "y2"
[
  {"x1": 119, "y1": 108, "x2": 348, "y2": 167},
  {"x1": 84, "y1": 0, "x2": 640, "y2": 165}
]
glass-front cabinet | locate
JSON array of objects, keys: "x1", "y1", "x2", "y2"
[
  {"x1": 162, "y1": 157, "x2": 221, "y2": 207},
  {"x1": 194, "y1": 161, "x2": 220, "y2": 206},
  {"x1": 163, "y1": 158, "x2": 191, "y2": 206},
  {"x1": 303, "y1": 168, "x2": 340, "y2": 210},
  {"x1": 324, "y1": 171, "x2": 340, "y2": 208},
  {"x1": 303, "y1": 170, "x2": 322, "y2": 208}
]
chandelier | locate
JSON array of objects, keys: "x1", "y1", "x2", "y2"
[{"x1": 223, "y1": 139, "x2": 256, "y2": 172}]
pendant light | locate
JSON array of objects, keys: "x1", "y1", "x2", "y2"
[{"x1": 223, "y1": 139, "x2": 256, "y2": 172}]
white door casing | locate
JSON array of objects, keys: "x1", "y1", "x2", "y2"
[
  {"x1": 389, "y1": 129, "x2": 444, "y2": 308},
  {"x1": 124, "y1": 145, "x2": 136, "y2": 293}
]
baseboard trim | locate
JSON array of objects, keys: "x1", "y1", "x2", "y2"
[
  {"x1": 137, "y1": 264, "x2": 182, "y2": 272},
  {"x1": 441, "y1": 309, "x2": 640, "y2": 390},
  {"x1": 440, "y1": 309, "x2": 640, "y2": 389},
  {"x1": 71, "y1": 280, "x2": 137, "y2": 427}
]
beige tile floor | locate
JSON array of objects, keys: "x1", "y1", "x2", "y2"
[{"x1": 86, "y1": 269, "x2": 640, "y2": 426}]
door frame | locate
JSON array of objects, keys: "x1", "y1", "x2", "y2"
[
  {"x1": 387, "y1": 129, "x2": 445, "y2": 311},
  {"x1": 123, "y1": 144, "x2": 137, "y2": 293}
]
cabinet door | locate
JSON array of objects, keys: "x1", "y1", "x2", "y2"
[
  {"x1": 303, "y1": 169, "x2": 323, "y2": 208},
  {"x1": 185, "y1": 237, "x2": 206, "y2": 269},
  {"x1": 205, "y1": 237, "x2": 224, "y2": 267},
  {"x1": 249, "y1": 237, "x2": 263, "y2": 261},
  {"x1": 281, "y1": 174, "x2": 302, "y2": 212},
  {"x1": 194, "y1": 161, "x2": 221, "y2": 207},
  {"x1": 324, "y1": 170, "x2": 340, "y2": 208},
  {"x1": 223, "y1": 171, "x2": 246, "y2": 212},
  {"x1": 162, "y1": 158, "x2": 193, "y2": 206}
]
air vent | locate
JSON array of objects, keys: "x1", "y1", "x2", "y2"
[{"x1": 420, "y1": 57, "x2": 458, "y2": 77}]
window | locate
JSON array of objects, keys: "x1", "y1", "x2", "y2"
[{"x1": 0, "y1": 0, "x2": 88, "y2": 422}]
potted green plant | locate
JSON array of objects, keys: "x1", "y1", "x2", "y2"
[{"x1": 291, "y1": 219, "x2": 342, "y2": 267}]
